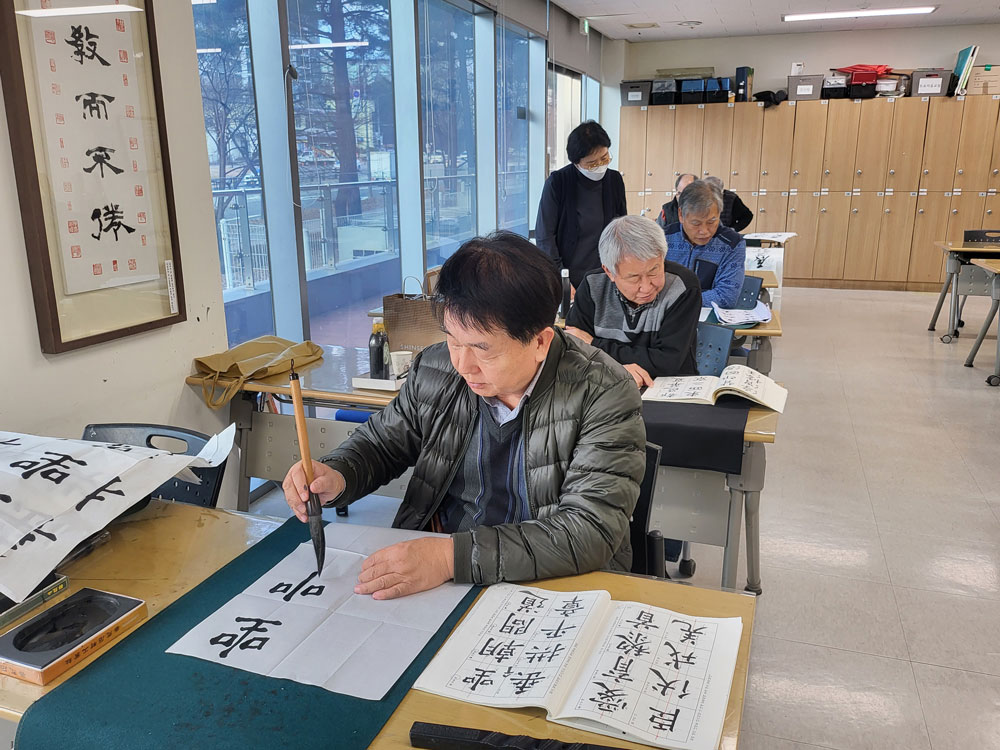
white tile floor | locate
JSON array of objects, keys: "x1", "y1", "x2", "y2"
[{"x1": 251, "y1": 286, "x2": 1000, "y2": 750}]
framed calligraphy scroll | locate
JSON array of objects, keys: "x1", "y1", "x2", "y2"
[{"x1": 0, "y1": 0, "x2": 185, "y2": 353}]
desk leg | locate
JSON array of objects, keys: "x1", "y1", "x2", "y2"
[
  {"x1": 943, "y1": 254, "x2": 963, "y2": 343},
  {"x1": 720, "y1": 488, "x2": 744, "y2": 591},
  {"x1": 747, "y1": 336, "x2": 773, "y2": 376},
  {"x1": 965, "y1": 299, "x2": 999, "y2": 367},
  {"x1": 231, "y1": 393, "x2": 255, "y2": 512},
  {"x1": 928, "y1": 273, "x2": 951, "y2": 331},
  {"x1": 727, "y1": 442, "x2": 767, "y2": 594},
  {"x1": 991, "y1": 308, "x2": 1000, "y2": 387}
]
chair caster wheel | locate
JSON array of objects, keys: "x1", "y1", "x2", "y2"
[
  {"x1": 941, "y1": 334, "x2": 953, "y2": 343},
  {"x1": 744, "y1": 585, "x2": 762, "y2": 595},
  {"x1": 678, "y1": 559, "x2": 696, "y2": 578},
  {"x1": 988, "y1": 375, "x2": 1000, "y2": 387}
]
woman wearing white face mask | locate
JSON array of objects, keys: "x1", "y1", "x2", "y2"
[{"x1": 535, "y1": 121, "x2": 627, "y2": 290}]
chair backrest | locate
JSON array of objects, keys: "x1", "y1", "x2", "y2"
[
  {"x1": 736, "y1": 275, "x2": 764, "y2": 309},
  {"x1": 629, "y1": 443, "x2": 666, "y2": 578},
  {"x1": 81, "y1": 423, "x2": 227, "y2": 508},
  {"x1": 696, "y1": 322, "x2": 735, "y2": 376},
  {"x1": 964, "y1": 230, "x2": 1000, "y2": 244}
]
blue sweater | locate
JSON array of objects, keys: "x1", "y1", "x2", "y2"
[{"x1": 664, "y1": 223, "x2": 746, "y2": 308}]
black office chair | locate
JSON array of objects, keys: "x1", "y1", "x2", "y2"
[
  {"x1": 696, "y1": 322, "x2": 735, "y2": 376},
  {"x1": 736, "y1": 275, "x2": 764, "y2": 310},
  {"x1": 629, "y1": 443, "x2": 667, "y2": 578},
  {"x1": 81, "y1": 423, "x2": 228, "y2": 509}
]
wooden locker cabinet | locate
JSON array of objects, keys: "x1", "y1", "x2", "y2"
[
  {"x1": 885, "y1": 97, "x2": 928, "y2": 192},
  {"x1": 989, "y1": 106, "x2": 1000, "y2": 193},
  {"x1": 844, "y1": 192, "x2": 885, "y2": 280},
  {"x1": 945, "y1": 191, "x2": 987, "y2": 245},
  {"x1": 789, "y1": 100, "x2": 828, "y2": 191},
  {"x1": 672, "y1": 104, "x2": 705, "y2": 180},
  {"x1": 755, "y1": 191, "x2": 788, "y2": 233},
  {"x1": 729, "y1": 102, "x2": 764, "y2": 191},
  {"x1": 853, "y1": 99, "x2": 893, "y2": 192},
  {"x1": 784, "y1": 192, "x2": 821, "y2": 278},
  {"x1": 619, "y1": 106, "x2": 649, "y2": 193},
  {"x1": 701, "y1": 103, "x2": 735, "y2": 182},
  {"x1": 907, "y1": 193, "x2": 953, "y2": 283},
  {"x1": 953, "y1": 95, "x2": 1000, "y2": 192},
  {"x1": 734, "y1": 191, "x2": 758, "y2": 232},
  {"x1": 811, "y1": 192, "x2": 853, "y2": 280},
  {"x1": 985, "y1": 193, "x2": 1000, "y2": 226},
  {"x1": 626, "y1": 191, "x2": 646, "y2": 217},
  {"x1": 644, "y1": 106, "x2": 675, "y2": 192},
  {"x1": 647, "y1": 191, "x2": 672, "y2": 222},
  {"x1": 759, "y1": 102, "x2": 796, "y2": 191},
  {"x1": 822, "y1": 99, "x2": 861, "y2": 192},
  {"x1": 875, "y1": 192, "x2": 919, "y2": 282},
  {"x1": 920, "y1": 97, "x2": 965, "y2": 192}
]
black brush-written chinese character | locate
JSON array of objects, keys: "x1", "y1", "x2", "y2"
[
  {"x1": 588, "y1": 681, "x2": 628, "y2": 713},
  {"x1": 83, "y1": 146, "x2": 123, "y2": 178},
  {"x1": 462, "y1": 667, "x2": 495, "y2": 692},
  {"x1": 614, "y1": 630, "x2": 651, "y2": 658},
  {"x1": 662, "y1": 641, "x2": 697, "y2": 670},
  {"x1": 75, "y1": 91, "x2": 114, "y2": 120},
  {"x1": 539, "y1": 620, "x2": 576, "y2": 640},
  {"x1": 648, "y1": 668, "x2": 691, "y2": 699},
  {"x1": 626, "y1": 610, "x2": 659, "y2": 631},
  {"x1": 9, "y1": 521, "x2": 57, "y2": 552},
  {"x1": 477, "y1": 637, "x2": 521, "y2": 664},
  {"x1": 755, "y1": 252, "x2": 767, "y2": 270},
  {"x1": 75, "y1": 475, "x2": 125, "y2": 511},
  {"x1": 498, "y1": 612, "x2": 534, "y2": 636},
  {"x1": 600, "y1": 655, "x2": 635, "y2": 684},
  {"x1": 0, "y1": 438, "x2": 22, "y2": 446},
  {"x1": 65, "y1": 25, "x2": 110, "y2": 66},
  {"x1": 516, "y1": 590, "x2": 549, "y2": 614},
  {"x1": 11, "y1": 451, "x2": 87, "y2": 484},
  {"x1": 209, "y1": 616, "x2": 281, "y2": 658},
  {"x1": 524, "y1": 642, "x2": 565, "y2": 664},
  {"x1": 554, "y1": 596, "x2": 584, "y2": 618},
  {"x1": 268, "y1": 570, "x2": 325, "y2": 602},
  {"x1": 649, "y1": 707, "x2": 681, "y2": 733},
  {"x1": 508, "y1": 670, "x2": 546, "y2": 695},
  {"x1": 0, "y1": 494, "x2": 11, "y2": 504},
  {"x1": 103, "y1": 443, "x2": 134, "y2": 452},
  {"x1": 91, "y1": 203, "x2": 135, "y2": 241},
  {"x1": 672, "y1": 619, "x2": 707, "y2": 646}
]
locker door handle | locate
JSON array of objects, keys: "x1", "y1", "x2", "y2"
[
  {"x1": 856, "y1": 169, "x2": 863, "y2": 175},
  {"x1": 647, "y1": 171, "x2": 652, "y2": 176},
  {"x1": 952, "y1": 209, "x2": 958, "y2": 214},
  {"x1": 732, "y1": 170, "x2": 739, "y2": 175},
  {"x1": 884, "y1": 209, "x2": 891, "y2": 214},
  {"x1": 889, "y1": 169, "x2": 896, "y2": 175},
  {"x1": 790, "y1": 208, "x2": 797, "y2": 213},
  {"x1": 824, "y1": 169, "x2": 831, "y2": 175},
  {"x1": 792, "y1": 170, "x2": 799, "y2": 176},
  {"x1": 759, "y1": 208, "x2": 766, "y2": 213},
  {"x1": 852, "y1": 208, "x2": 859, "y2": 214},
  {"x1": 918, "y1": 209, "x2": 925, "y2": 214},
  {"x1": 821, "y1": 208, "x2": 828, "y2": 213},
  {"x1": 674, "y1": 171, "x2": 680, "y2": 176},
  {"x1": 957, "y1": 169, "x2": 964, "y2": 175},
  {"x1": 923, "y1": 169, "x2": 930, "y2": 175},
  {"x1": 994, "y1": 169, "x2": 999, "y2": 175},
  {"x1": 761, "y1": 170, "x2": 768, "y2": 175},
  {"x1": 703, "y1": 170, "x2": 710, "y2": 175},
  {"x1": 988, "y1": 209, "x2": 994, "y2": 215}
]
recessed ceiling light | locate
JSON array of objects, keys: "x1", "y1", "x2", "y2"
[
  {"x1": 783, "y1": 6, "x2": 937, "y2": 22},
  {"x1": 677, "y1": 20, "x2": 703, "y2": 27},
  {"x1": 625, "y1": 22, "x2": 660, "y2": 29}
]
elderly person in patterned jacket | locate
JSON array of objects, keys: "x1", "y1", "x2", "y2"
[{"x1": 283, "y1": 232, "x2": 645, "y2": 599}]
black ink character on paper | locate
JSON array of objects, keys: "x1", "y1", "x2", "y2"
[
  {"x1": 588, "y1": 682, "x2": 629, "y2": 713},
  {"x1": 755, "y1": 252, "x2": 767, "y2": 270},
  {"x1": 0, "y1": 494, "x2": 11, "y2": 504},
  {"x1": 516, "y1": 590, "x2": 549, "y2": 614},
  {"x1": 268, "y1": 570, "x2": 325, "y2": 603},
  {"x1": 649, "y1": 707, "x2": 681, "y2": 733},
  {"x1": 614, "y1": 630, "x2": 651, "y2": 658},
  {"x1": 104, "y1": 443, "x2": 134, "y2": 452},
  {"x1": 65, "y1": 25, "x2": 110, "y2": 67},
  {"x1": 539, "y1": 620, "x2": 576, "y2": 640},
  {"x1": 554, "y1": 596, "x2": 584, "y2": 618},
  {"x1": 462, "y1": 667, "x2": 495, "y2": 692},
  {"x1": 626, "y1": 610, "x2": 659, "y2": 631},
  {"x1": 209, "y1": 617, "x2": 282, "y2": 659},
  {"x1": 648, "y1": 668, "x2": 691, "y2": 699},
  {"x1": 75, "y1": 475, "x2": 125, "y2": 511},
  {"x1": 7, "y1": 522, "x2": 57, "y2": 554},
  {"x1": 524, "y1": 642, "x2": 565, "y2": 664},
  {"x1": 477, "y1": 637, "x2": 521, "y2": 664},
  {"x1": 498, "y1": 612, "x2": 534, "y2": 636},
  {"x1": 11, "y1": 451, "x2": 87, "y2": 484},
  {"x1": 600, "y1": 655, "x2": 635, "y2": 684},
  {"x1": 672, "y1": 619, "x2": 707, "y2": 646},
  {"x1": 508, "y1": 670, "x2": 546, "y2": 695},
  {"x1": 75, "y1": 91, "x2": 115, "y2": 120},
  {"x1": 0, "y1": 438, "x2": 22, "y2": 446},
  {"x1": 83, "y1": 146, "x2": 124, "y2": 178},
  {"x1": 91, "y1": 204, "x2": 135, "y2": 241},
  {"x1": 662, "y1": 641, "x2": 697, "y2": 670}
]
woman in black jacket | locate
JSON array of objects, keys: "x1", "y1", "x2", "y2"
[{"x1": 534, "y1": 121, "x2": 627, "y2": 289}]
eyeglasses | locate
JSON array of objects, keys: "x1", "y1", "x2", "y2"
[{"x1": 581, "y1": 152, "x2": 612, "y2": 171}]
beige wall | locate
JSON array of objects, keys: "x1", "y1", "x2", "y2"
[
  {"x1": 0, "y1": 3, "x2": 237, "y2": 504},
  {"x1": 625, "y1": 24, "x2": 1000, "y2": 92},
  {"x1": 600, "y1": 38, "x2": 627, "y2": 170}
]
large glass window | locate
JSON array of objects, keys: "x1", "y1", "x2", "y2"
[
  {"x1": 193, "y1": 0, "x2": 275, "y2": 346},
  {"x1": 495, "y1": 23, "x2": 529, "y2": 237},
  {"x1": 546, "y1": 64, "x2": 582, "y2": 175},
  {"x1": 418, "y1": 0, "x2": 477, "y2": 266},
  {"x1": 286, "y1": 0, "x2": 401, "y2": 349}
]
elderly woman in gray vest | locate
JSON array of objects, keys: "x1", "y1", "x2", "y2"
[{"x1": 565, "y1": 215, "x2": 701, "y2": 388}]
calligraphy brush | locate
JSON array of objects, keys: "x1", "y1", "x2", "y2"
[{"x1": 289, "y1": 360, "x2": 325, "y2": 576}]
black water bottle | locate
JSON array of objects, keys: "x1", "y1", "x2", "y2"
[{"x1": 368, "y1": 322, "x2": 388, "y2": 379}]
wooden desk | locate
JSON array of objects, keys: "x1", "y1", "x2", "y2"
[
  {"x1": 730, "y1": 310, "x2": 781, "y2": 376},
  {"x1": 0, "y1": 502, "x2": 282, "y2": 722},
  {"x1": 968, "y1": 259, "x2": 1000, "y2": 386},
  {"x1": 375, "y1": 572, "x2": 756, "y2": 750},
  {"x1": 746, "y1": 269, "x2": 778, "y2": 289},
  {"x1": 930, "y1": 242, "x2": 1000, "y2": 342}
]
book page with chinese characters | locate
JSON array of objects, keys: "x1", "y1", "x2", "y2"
[
  {"x1": 554, "y1": 602, "x2": 743, "y2": 750},
  {"x1": 641, "y1": 376, "x2": 718, "y2": 405},
  {"x1": 716, "y1": 365, "x2": 787, "y2": 413},
  {"x1": 413, "y1": 584, "x2": 613, "y2": 713}
]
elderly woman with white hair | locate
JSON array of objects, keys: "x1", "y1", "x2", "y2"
[{"x1": 564, "y1": 214, "x2": 701, "y2": 388}]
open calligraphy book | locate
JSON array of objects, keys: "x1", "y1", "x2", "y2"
[
  {"x1": 642, "y1": 364, "x2": 787, "y2": 413},
  {"x1": 414, "y1": 584, "x2": 743, "y2": 750}
]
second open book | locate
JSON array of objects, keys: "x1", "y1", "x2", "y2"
[
  {"x1": 414, "y1": 583, "x2": 743, "y2": 750},
  {"x1": 642, "y1": 364, "x2": 787, "y2": 413}
]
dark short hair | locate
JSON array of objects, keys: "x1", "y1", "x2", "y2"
[
  {"x1": 566, "y1": 120, "x2": 611, "y2": 164},
  {"x1": 436, "y1": 231, "x2": 560, "y2": 343}
]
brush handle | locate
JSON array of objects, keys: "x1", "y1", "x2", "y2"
[{"x1": 289, "y1": 373, "x2": 314, "y2": 485}]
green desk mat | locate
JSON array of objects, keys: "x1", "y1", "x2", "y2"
[{"x1": 16, "y1": 519, "x2": 479, "y2": 750}]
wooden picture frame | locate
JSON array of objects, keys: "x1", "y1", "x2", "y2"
[{"x1": 0, "y1": 0, "x2": 185, "y2": 353}]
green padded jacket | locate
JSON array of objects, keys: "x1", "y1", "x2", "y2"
[{"x1": 320, "y1": 328, "x2": 646, "y2": 585}]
